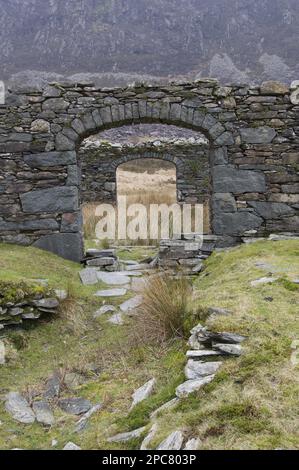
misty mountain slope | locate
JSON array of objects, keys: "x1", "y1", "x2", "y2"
[{"x1": 1, "y1": 0, "x2": 298, "y2": 85}]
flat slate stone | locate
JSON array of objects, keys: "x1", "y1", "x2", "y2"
[
  {"x1": 86, "y1": 257, "x2": 116, "y2": 267},
  {"x1": 186, "y1": 350, "x2": 219, "y2": 359},
  {"x1": 79, "y1": 268, "x2": 98, "y2": 285},
  {"x1": 32, "y1": 400, "x2": 55, "y2": 426},
  {"x1": 131, "y1": 378, "x2": 156, "y2": 409},
  {"x1": 157, "y1": 430, "x2": 184, "y2": 450},
  {"x1": 43, "y1": 373, "x2": 61, "y2": 400},
  {"x1": 176, "y1": 376, "x2": 215, "y2": 398},
  {"x1": 94, "y1": 288, "x2": 127, "y2": 297},
  {"x1": 251, "y1": 277, "x2": 278, "y2": 287},
  {"x1": 240, "y1": 126, "x2": 276, "y2": 144},
  {"x1": 5, "y1": 392, "x2": 35, "y2": 424},
  {"x1": 185, "y1": 360, "x2": 222, "y2": 380},
  {"x1": 108, "y1": 426, "x2": 147, "y2": 443},
  {"x1": 58, "y1": 397, "x2": 92, "y2": 415},
  {"x1": 120, "y1": 295, "x2": 143, "y2": 313},
  {"x1": 213, "y1": 343, "x2": 243, "y2": 356},
  {"x1": 97, "y1": 272, "x2": 130, "y2": 286},
  {"x1": 140, "y1": 423, "x2": 158, "y2": 450},
  {"x1": 21, "y1": 186, "x2": 78, "y2": 213},
  {"x1": 33, "y1": 298, "x2": 59, "y2": 310},
  {"x1": 0, "y1": 340, "x2": 6, "y2": 365}
]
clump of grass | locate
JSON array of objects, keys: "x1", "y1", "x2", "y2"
[
  {"x1": 134, "y1": 273, "x2": 193, "y2": 343},
  {"x1": 58, "y1": 283, "x2": 86, "y2": 335}
]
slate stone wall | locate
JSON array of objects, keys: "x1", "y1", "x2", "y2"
[
  {"x1": 0, "y1": 79, "x2": 298, "y2": 261},
  {"x1": 79, "y1": 141, "x2": 210, "y2": 204}
]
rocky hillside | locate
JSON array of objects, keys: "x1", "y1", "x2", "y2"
[{"x1": 1, "y1": 0, "x2": 299, "y2": 87}]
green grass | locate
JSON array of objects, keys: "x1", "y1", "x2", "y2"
[{"x1": 0, "y1": 240, "x2": 298, "y2": 450}]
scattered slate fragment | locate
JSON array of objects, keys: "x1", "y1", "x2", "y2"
[
  {"x1": 43, "y1": 372, "x2": 61, "y2": 399},
  {"x1": 107, "y1": 426, "x2": 147, "y2": 443},
  {"x1": 58, "y1": 397, "x2": 92, "y2": 416},
  {"x1": 130, "y1": 378, "x2": 156, "y2": 409},
  {"x1": 185, "y1": 360, "x2": 222, "y2": 379},
  {"x1": 156, "y1": 430, "x2": 184, "y2": 450},
  {"x1": 176, "y1": 376, "x2": 215, "y2": 398},
  {"x1": 213, "y1": 343, "x2": 243, "y2": 356},
  {"x1": 94, "y1": 288, "x2": 127, "y2": 297},
  {"x1": 5, "y1": 392, "x2": 35, "y2": 424},
  {"x1": 63, "y1": 442, "x2": 81, "y2": 450},
  {"x1": 32, "y1": 400, "x2": 55, "y2": 426}
]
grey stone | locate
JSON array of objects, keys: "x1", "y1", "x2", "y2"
[
  {"x1": 61, "y1": 211, "x2": 82, "y2": 233},
  {"x1": 74, "y1": 404, "x2": 102, "y2": 433},
  {"x1": 185, "y1": 360, "x2": 222, "y2": 379},
  {"x1": 176, "y1": 376, "x2": 215, "y2": 398},
  {"x1": 43, "y1": 373, "x2": 61, "y2": 399},
  {"x1": 150, "y1": 398, "x2": 180, "y2": 419},
  {"x1": 184, "y1": 438, "x2": 202, "y2": 450},
  {"x1": 33, "y1": 298, "x2": 59, "y2": 310},
  {"x1": 212, "y1": 193, "x2": 237, "y2": 213},
  {"x1": 140, "y1": 423, "x2": 158, "y2": 450},
  {"x1": 86, "y1": 248, "x2": 116, "y2": 258},
  {"x1": 31, "y1": 119, "x2": 51, "y2": 133},
  {"x1": 32, "y1": 400, "x2": 55, "y2": 426},
  {"x1": 214, "y1": 131, "x2": 234, "y2": 145},
  {"x1": 0, "y1": 340, "x2": 5, "y2": 365},
  {"x1": 213, "y1": 343, "x2": 243, "y2": 356},
  {"x1": 108, "y1": 426, "x2": 147, "y2": 443},
  {"x1": 24, "y1": 151, "x2": 76, "y2": 167},
  {"x1": 58, "y1": 397, "x2": 92, "y2": 415},
  {"x1": 86, "y1": 257, "x2": 116, "y2": 267},
  {"x1": 33, "y1": 233, "x2": 83, "y2": 263},
  {"x1": 213, "y1": 166, "x2": 266, "y2": 193},
  {"x1": 186, "y1": 350, "x2": 219, "y2": 359},
  {"x1": 97, "y1": 272, "x2": 130, "y2": 286},
  {"x1": 212, "y1": 147, "x2": 228, "y2": 165},
  {"x1": 79, "y1": 268, "x2": 98, "y2": 285},
  {"x1": 240, "y1": 126, "x2": 276, "y2": 144},
  {"x1": 63, "y1": 442, "x2": 81, "y2": 450},
  {"x1": 192, "y1": 262, "x2": 204, "y2": 273},
  {"x1": 21, "y1": 186, "x2": 78, "y2": 213},
  {"x1": 157, "y1": 431, "x2": 184, "y2": 450},
  {"x1": 214, "y1": 212, "x2": 263, "y2": 236},
  {"x1": 197, "y1": 329, "x2": 247, "y2": 345},
  {"x1": 248, "y1": 202, "x2": 294, "y2": 219},
  {"x1": 43, "y1": 98, "x2": 69, "y2": 112},
  {"x1": 93, "y1": 305, "x2": 116, "y2": 318},
  {"x1": 94, "y1": 288, "x2": 127, "y2": 297},
  {"x1": 5, "y1": 392, "x2": 35, "y2": 424},
  {"x1": 55, "y1": 133, "x2": 76, "y2": 151},
  {"x1": 250, "y1": 277, "x2": 278, "y2": 287},
  {"x1": 120, "y1": 295, "x2": 143, "y2": 313},
  {"x1": 130, "y1": 378, "x2": 156, "y2": 409}
]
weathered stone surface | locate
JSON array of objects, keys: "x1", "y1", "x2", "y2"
[
  {"x1": 250, "y1": 277, "x2": 278, "y2": 287},
  {"x1": 43, "y1": 373, "x2": 61, "y2": 400},
  {"x1": 240, "y1": 126, "x2": 276, "y2": 144},
  {"x1": 212, "y1": 193, "x2": 237, "y2": 213},
  {"x1": 79, "y1": 268, "x2": 98, "y2": 285},
  {"x1": 58, "y1": 397, "x2": 92, "y2": 415},
  {"x1": 5, "y1": 392, "x2": 35, "y2": 424},
  {"x1": 43, "y1": 98, "x2": 69, "y2": 112},
  {"x1": 33, "y1": 298, "x2": 59, "y2": 310},
  {"x1": 176, "y1": 376, "x2": 215, "y2": 397},
  {"x1": 260, "y1": 81, "x2": 289, "y2": 95},
  {"x1": 186, "y1": 350, "x2": 219, "y2": 358},
  {"x1": 156, "y1": 431, "x2": 184, "y2": 450},
  {"x1": 185, "y1": 360, "x2": 222, "y2": 379},
  {"x1": 108, "y1": 426, "x2": 147, "y2": 443},
  {"x1": 21, "y1": 186, "x2": 78, "y2": 213},
  {"x1": 208, "y1": 307, "x2": 232, "y2": 316},
  {"x1": 86, "y1": 257, "x2": 116, "y2": 267},
  {"x1": 214, "y1": 212, "x2": 263, "y2": 236},
  {"x1": 248, "y1": 202, "x2": 294, "y2": 219},
  {"x1": 213, "y1": 343, "x2": 243, "y2": 356},
  {"x1": 131, "y1": 378, "x2": 156, "y2": 409},
  {"x1": 32, "y1": 400, "x2": 55, "y2": 426},
  {"x1": 31, "y1": 119, "x2": 51, "y2": 133},
  {"x1": 97, "y1": 272, "x2": 130, "y2": 286},
  {"x1": 24, "y1": 152, "x2": 76, "y2": 168},
  {"x1": 213, "y1": 166, "x2": 266, "y2": 193},
  {"x1": 120, "y1": 295, "x2": 143, "y2": 313},
  {"x1": 184, "y1": 438, "x2": 202, "y2": 450},
  {"x1": 94, "y1": 288, "x2": 127, "y2": 297},
  {"x1": 33, "y1": 233, "x2": 83, "y2": 263},
  {"x1": 94, "y1": 305, "x2": 116, "y2": 318},
  {"x1": 140, "y1": 423, "x2": 158, "y2": 450}
]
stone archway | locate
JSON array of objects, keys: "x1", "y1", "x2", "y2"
[{"x1": 0, "y1": 80, "x2": 297, "y2": 261}]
